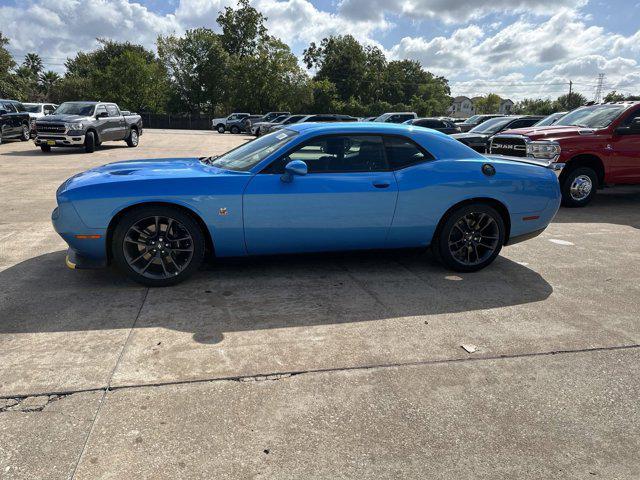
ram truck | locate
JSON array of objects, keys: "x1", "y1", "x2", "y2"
[
  {"x1": 35, "y1": 101, "x2": 143, "y2": 153},
  {"x1": 490, "y1": 102, "x2": 640, "y2": 206}
]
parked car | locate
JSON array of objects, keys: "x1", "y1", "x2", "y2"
[
  {"x1": 251, "y1": 114, "x2": 290, "y2": 136},
  {"x1": 23, "y1": 102, "x2": 58, "y2": 136},
  {"x1": 52, "y1": 122, "x2": 562, "y2": 286},
  {"x1": 373, "y1": 112, "x2": 418, "y2": 123},
  {"x1": 211, "y1": 113, "x2": 250, "y2": 134},
  {"x1": 253, "y1": 114, "x2": 358, "y2": 136},
  {"x1": 242, "y1": 114, "x2": 264, "y2": 132},
  {"x1": 534, "y1": 112, "x2": 567, "y2": 127},
  {"x1": 261, "y1": 114, "x2": 308, "y2": 135},
  {"x1": 245, "y1": 111, "x2": 290, "y2": 132},
  {"x1": 458, "y1": 114, "x2": 504, "y2": 132},
  {"x1": 451, "y1": 116, "x2": 543, "y2": 153},
  {"x1": 489, "y1": 101, "x2": 640, "y2": 207},
  {"x1": 0, "y1": 99, "x2": 31, "y2": 144},
  {"x1": 404, "y1": 117, "x2": 462, "y2": 135},
  {"x1": 35, "y1": 101, "x2": 143, "y2": 153}
]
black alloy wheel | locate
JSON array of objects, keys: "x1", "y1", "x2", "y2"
[
  {"x1": 112, "y1": 206, "x2": 205, "y2": 286},
  {"x1": 435, "y1": 204, "x2": 505, "y2": 272}
]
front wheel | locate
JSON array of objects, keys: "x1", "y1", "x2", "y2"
[
  {"x1": 434, "y1": 204, "x2": 505, "y2": 272},
  {"x1": 126, "y1": 128, "x2": 139, "y2": 147},
  {"x1": 40, "y1": 144, "x2": 51, "y2": 152},
  {"x1": 111, "y1": 206, "x2": 206, "y2": 287},
  {"x1": 216, "y1": 125, "x2": 225, "y2": 134},
  {"x1": 561, "y1": 167, "x2": 597, "y2": 207}
]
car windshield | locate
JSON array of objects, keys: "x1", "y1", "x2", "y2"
[
  {"x1": 211, "y1": 129, "x2": 298, "y2": 171},
  {"x1": 469, "y1": 117, "x2": 512, "y2": 134},
  {"x1": 555, "y1": 105, "x2": 627, "y2": 128},
  {"x1": 535, "y1": 113, "x2": 564, "y2": 126},
  {"x1": 462, "y1": 115, "x2": 481, "y2": 124},
  {"x1": 23, "y1": 104, "x2": 41, "y2": 113},
  {"x1": 54, "y1": 103, "x2": 95, "y2": 116}
]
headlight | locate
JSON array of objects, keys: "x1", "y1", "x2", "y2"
[
  {"x1": 66, "y1": 122, "x2": 83, "y2": 130},
  {"x1": 526, "y1": 141, "x2": 560, "y2": 160}
]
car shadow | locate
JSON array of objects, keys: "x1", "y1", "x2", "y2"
[
  {"x1": 554, "y1": 186, "x2": 640, "y2": 230},
  {"x1": 1, "y1": 144, "x2": 129, "y2": 156},
  {"x1": 0, "y1": 249, "x2": 553, "y2": 344}
]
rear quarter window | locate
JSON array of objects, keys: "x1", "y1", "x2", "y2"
[{"x1": 384, "y1": 137, "x2": 434, "y2": 170}]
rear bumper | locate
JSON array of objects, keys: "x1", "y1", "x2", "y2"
[
  {"x1": 505, "y1": 228, "x2": 545, "y2": 246},
  {"x1": 35, "y1": 134, "x2": 85, "y2": 146}
]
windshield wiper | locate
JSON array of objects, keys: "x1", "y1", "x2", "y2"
[{"x1": 200, "y1": 155, "x2": 219, "y2": 165}]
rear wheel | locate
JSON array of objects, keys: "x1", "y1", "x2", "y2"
[
  {"x1": 230, "y1": 125, "x2": 240, "y2": 134},
  {"x1": 112, "y1": 206, "x2": 206, "y2": 287},
  {"x1": 126, "y1": 128, "x2": 139, "y2": 147},
  {"x1": 434, "y1": 204, "x2": 505, "y2": 272},
  {"x1": 20, "y1": 124, "x2": 30, "y2": 141},
  {"x1": 84, "y1": 131, "x2": 96, "y2": 153},
  {"x1": 561, "y1": 167, "x2": 597, "y2": 207},
  {"x1": 40, "y1": 144, "x2": 51, "y2": 152}
]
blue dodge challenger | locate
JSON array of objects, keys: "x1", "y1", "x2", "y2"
[{"x1": 53, "y1": 122, "x2": 562, "y2": 286}]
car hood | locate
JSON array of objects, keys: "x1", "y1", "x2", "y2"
[
  {"x1": 498, "y1": 125, "x2": 600, "y2": 141},
  {"x1": 58, "y1": 157, "x2": 247, "y2": 195},
  {"x1": 451, "y1": 132, "x2": 491, "y2": 143},
  {"x1": 37, "y1": 114, "x2": 92, "y2": 123}
]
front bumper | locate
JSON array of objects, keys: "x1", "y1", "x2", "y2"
[
  {"x1": 65, "y1": 248, "x2": 107, "y2": 269},
  {"x1": 35, "y1": 134, "x2": 85, "y2": 146},
  {"x1": 52, "y1": 204, "x2": 108, "y2": 269}
]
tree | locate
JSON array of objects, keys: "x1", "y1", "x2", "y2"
[
  {"x1": 555, "y1": 92, "x2": 587, "y2": 111},
  {"x1": 39, "y1": 70, "x2": 60, "y2": 101},
  {"x1": 23, "y1": 53, "x2": 43, "y2": 77},
  {"x1": 216, "y1": 0, "x2": 268, "y2": 58},
  {"x1": 514, "y1": 98, "x2": 556, "y2": 115},
  {"x1": 158, "y1": 28, "x2": 229, "y2": 114},
  {"x1": 303, "y1": 35, "x2": 368, "y2": 102},
  {"x1": 474, "y1": 93, "x2": 501, "y2": 114}
]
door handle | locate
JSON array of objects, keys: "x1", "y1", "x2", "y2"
[{"x1": 373, "y1": 182, "x2": 390, "y2": 189}]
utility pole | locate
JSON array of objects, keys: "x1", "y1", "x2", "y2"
[
  {"x1": 594, "y1": 73, "x2": 605, "y2": 103},
  {"x1": 568, "y1": 80, "x2": 573, "y2": 108}
]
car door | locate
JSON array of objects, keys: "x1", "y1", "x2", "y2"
[
  {"x1": 0, "y1": 102, "x2": 12, "y2": 138},
  {"x1": 106, "y1": 104, "x2": 125, "y2": 140},
  {"x1": 611, "y1": 109, "x2": 640, "y2": 183},
  {"x1": 243, "y1": 134, "x2": 399, "y2": 255},
  {"x1": 3, "y1": 102, "x2": 19, "y2": 136},
  {"x1": 93, "y1": 104, "x2": 110, "y2": 140}
]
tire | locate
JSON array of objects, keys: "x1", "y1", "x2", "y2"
[
  {"x1": 561, "y1": 166, "x2": 597, "y2": 207},
  {"x1": 230, "y1": 125, "x2": 240, "y2": 134},
  {"x1": 111, "y1": 205, "x2": 206, "y2": 287},
  {"x1": 84, "y1": 131, "x2": 96, "y2": 153},
  {"x1": 20, "y1": 124, "x2": 30, "y2": 141},
  {"x1": 40, "y1": 144, "x2": 51, "y2": 152},
  {"x1": 434, "y1": 204, "x2": 505, "y2": 272},
  {"x1": 216, "y1": 124, "x2": 225, "y2": 134},
  {"x1": 126, "y1": 128, "x2": 139, "y2": 147}
]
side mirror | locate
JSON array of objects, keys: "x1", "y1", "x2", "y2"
[
  {"x1": 96, "y1": 111, "x2": 108, "y2": 118},
  {"x1": 280, "y1": 160, "x2": 308, "y2": 183}
]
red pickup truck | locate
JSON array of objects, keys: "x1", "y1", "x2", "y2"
[{"x1": 489, "y1": 102, "x2": 640, "y2": 206}]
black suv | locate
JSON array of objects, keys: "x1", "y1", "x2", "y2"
[
  {"x1": 0, "y1": 99, "x2": 31, "y2": 144},
  {"x1": 451, "y1": 116, "x2": 543, "y2": 153}
]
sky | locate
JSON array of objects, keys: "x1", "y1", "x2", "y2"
[{"x1": 1, "y1": 0, "x2": 639, "y2": 101}]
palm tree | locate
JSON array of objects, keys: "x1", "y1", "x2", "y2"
[
  {"x1": 39, "y1": 70, "x2": 60, "y2": 100},
  {"x1": 23, "y1": 53, "x2": 43, "y2": 77}
]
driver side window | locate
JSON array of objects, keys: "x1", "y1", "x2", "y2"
[
  {"x1": 266, "y1": 135, "x2": 387, "y2": 174},
  {"x1": 95, "y1": 105, "x2": 108, "y2": 117}
]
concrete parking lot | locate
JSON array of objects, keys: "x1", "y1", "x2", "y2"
[{"x1": 0, "y1": 129, "x2": 639, "y2": 479}]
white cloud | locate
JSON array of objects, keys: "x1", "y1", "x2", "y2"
[{"x1": 338, "y1": 0, "x2": 587, "y2": 24}]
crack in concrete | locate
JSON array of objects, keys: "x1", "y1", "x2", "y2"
[{"x1": 0, "y1": 393, "x2": 68, "y2": 413}]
